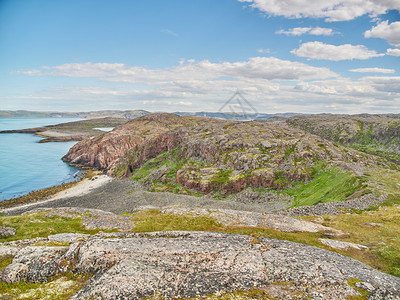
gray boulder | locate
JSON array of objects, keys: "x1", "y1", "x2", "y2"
[
  {"x1": 2, "y1": 246, "x2": 68, "y2": 283},
  {"x1": 0, "y1": 226, "x2": 16, "y2": 238}
]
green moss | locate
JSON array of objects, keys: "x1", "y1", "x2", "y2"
[
  {"x1": 0, "y1": 255, "x2": 13, "y2": 270},
  {"x1": 0, "y1": 273, "x2": 91, "y2": 300},
  {"x1": 210, "y1": 169, "x2": 233, "y2": 184},
  {"x1": 284, "y1": 165, "x2": 368, "y2": 207},
  {"x1": 347, "y1": 278, "x2": 370, "y2": 299}
]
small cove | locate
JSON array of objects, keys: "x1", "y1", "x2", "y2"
[{"x1": 0, "y1": 118, "x2": 82, "y2": 200}]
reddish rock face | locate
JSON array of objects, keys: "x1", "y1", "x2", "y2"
[{"x1": 63, "y1": 113, "x2": 202, "y2": 174}]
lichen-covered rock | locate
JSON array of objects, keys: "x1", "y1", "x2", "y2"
[
  {"x1": 2, "y1": 231, "x2": 399, "y2": 298},
  {"x1": 319, "y1": 238, "x2": 368, "y2": 250},
  {"x1": 0, "y1": 226, "x2": 16, "y2": 238},
  {"x1": 48, "y1": 233, "x2": 90, "y2": 243},
  {"x1": 2, "y1": 246, "x2": 69, "y2": 283},
  {"x1": 0, "y1": 246, "x2": 20, "y2": 256},
  {"x1": 1, "y1": 263, "x2": 28, "y2": 283}
]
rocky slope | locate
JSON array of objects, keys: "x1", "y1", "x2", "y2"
[
  {"x1": 287, "y1": 114, "x2": 400, "y2": 163},
  {"x1": 64, "y1": 113, "x2": 384, "y2": 197}
]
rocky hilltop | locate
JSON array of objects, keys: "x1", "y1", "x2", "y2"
[
  {"x1": 287, "y1": 114, "x2": 400, "y2": 163},
  {"x1": 64, "y1": 113, "x2": 386, "y2": 198}
]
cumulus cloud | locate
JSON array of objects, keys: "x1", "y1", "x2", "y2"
[
  {"x1": 349, "y1": 68, "x2": 395, "y2": 74},
  {"x1": 239, "y1": 0, "x2": 400, "y2": 21},
  {"x1": 277, "y1": 27, "x2": 334, "y2": 36},
  {"x1": 365, "y1": 21, "x2": 400, "y2": 48},
  {"x1": 387, "y1": 48, "x2": 400, "y2": 56},
  {"x1": 257, "y1": 48, "x2": 270, "y2": 53},
  {"x1": 14, "y1": 58, "x2": 400, "y2": 114},
  {"x1": 291, "y1": 41, "x2": 384, "y2": 61},
  {"x1": 18, "y1": 57, "x2": 338, "y2": 82}
]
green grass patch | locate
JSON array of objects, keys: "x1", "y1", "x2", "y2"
[
  {"x1": 284, "y1": 165, "x2": 367, "y2": 207},
  {"x1": 211, "y1": 169, "x2": 233, "y2": 184},
  {"x1": 129, "y1": 209, "x2": 223, "y2": 232},
  {"x1": 0, "y1": 273, "x2": 91, "y2": 300},
  {"x1": 321, "y1": 205, "x2": 400, "y2": 277},
  {"x1": 0, "y1": 212, "x2": 99, "y2": 242},
  {"x1": 0, "y1": 255, "x2": 13, "y2": 270}
]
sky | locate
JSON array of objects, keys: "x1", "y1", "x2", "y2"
[{"x1": 0, "y1": 0, "x2": 399, "y2": 114}]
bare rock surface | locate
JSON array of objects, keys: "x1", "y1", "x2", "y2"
[
  {"x1": 2, "y1": 246, "x2": 69, "y2": 283},
  {"x1": 48, "y1": 233, "x2": 91, "y2": 243},
  {"x1": 319, "y1": 238, "x2": 368, "y2": 250},
  {"x1": 1, "y1": 231, "x2": 399, "y2": 298},
  {"x1": 280, "y1": 194, "x2": 387, "y2": 216},
  {"x1": 161, "y1": 207, "x2": 344, "y2": 237},
  {"x1": 0, "y1": 226, "x2": 16, "y2": 238}
]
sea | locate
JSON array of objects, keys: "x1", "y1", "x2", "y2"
[{"x1": 0, "y1": 118, "x2": 84, "y2": 201}]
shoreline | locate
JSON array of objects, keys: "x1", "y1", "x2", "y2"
[{"x1": 0, "y1": 174, "x2": 112, "y2": 214}]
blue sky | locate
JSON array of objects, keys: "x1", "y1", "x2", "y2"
[{"x1": 0, "y1": 0, "x2": 399, "y2": 113}]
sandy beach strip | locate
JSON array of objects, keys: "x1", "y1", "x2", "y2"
[{"x1": 0, "y1": 175, "x2": 113, "y2": 214}]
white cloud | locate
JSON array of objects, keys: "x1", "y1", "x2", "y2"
[
  {"x1": 291, "y1": 41, "x2": 384, "y2": 61},
  {"x1": 239, "y1": 0, "x2": 400, "y2": 21},
  {"x1": 365, "y1": 21, "x2": 400, "y2": 48},
  {"x1": 349, "y1": 68, "x2": 395, "y2": 74},
  {"x1": 257, "y1": 48, "x2": 270, "y2": 53},
  {"x1": 18, "y1": 57, "x2": 338, "y2": 82},
  {"x1": 277, "y1": 27, "x2": 334, "y2": 36},
  {"x1": 14, "y1": 59, "x2": 400, "y2": 114},
  {"x1": 162, "y1": 29, "x2": 178, "y2": 37},
  {"x1": 387, "y1": 48, "x2": 400, "y2": 56}
]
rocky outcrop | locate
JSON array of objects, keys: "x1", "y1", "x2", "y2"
[
  {"x1": 1, "y1": 231, "x2": 399, "y2": 299},
  {"x1": 0, "y1": 226, "x2": 16, "y2": 238},
  {"x1": 280, "y1": 194, "x2": 387, "y2": 216},
  {"x1": 287, "y1": 114, "x2": 400, "y2": 163},
  {"x1": 319, "y1": 238, "x2": 368, "y2": 250}
]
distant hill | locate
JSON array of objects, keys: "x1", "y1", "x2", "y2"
[
  {"x1": 173, "y1": 111, "x2": 302, "y2": 120},
  {"x1": 1, "y1": 110, "x2": 304, "y2": 120},
  {"x1": 0, "y1": 110, "x2": 151, "y2": 119}
]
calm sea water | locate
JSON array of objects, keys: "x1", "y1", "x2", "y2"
[{"x1": 0, "y1": 118, "x2": 83, "y2": 201}]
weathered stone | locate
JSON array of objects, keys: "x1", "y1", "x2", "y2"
[
  {"x1": 0, "y1": 246, "x2": 20, "y2": 256},
  {"x1": 365, "y1": 223, "x2": 384, "y2": 227},
  {"x1": 67, "y1": 232, "x2": 399, "y2": 299},
  {"x1": 6, "y1": 246, "x2": 69, "y2": 283},
  {"x1": 48, "y1": 233, "x2": 91, "y2": 243},
  {"x1": 0, "y1": 226, "x2": 16, "y2": 238},
  {"x1": 319, "y1": 239, "x2": 368, "y2": 250},
  {"x1": 2, "y1": 231, "x2": 399, "y2": 298},
  {"x1": 1, "y1": 263, "x2": 28, "y2": 283},
  {"x1": 355, "y1": 281, "x2": 376, "y2": 292}
]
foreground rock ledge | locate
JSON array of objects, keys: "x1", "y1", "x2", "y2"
[{"x1": 1, "y1": 232, "x2": 399, "y2": 299}]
